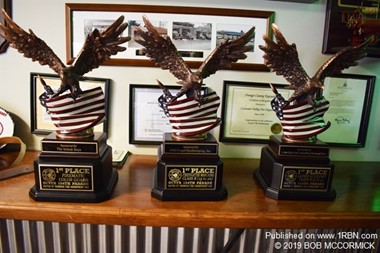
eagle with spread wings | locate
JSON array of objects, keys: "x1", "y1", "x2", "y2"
[
  {"x1": 135, "y1": 15, "x2": 255, "y2": 104},
  {"x1": 259, "y1": 23, "x2": 372, "y2": 107},
  {"x1": 0, "y1": 9, "x2": 130, "y2": 99}
]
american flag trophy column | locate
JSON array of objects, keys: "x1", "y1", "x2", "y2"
[
  {"x1": 0, "y1": 10, "x2": 130, "y2": 202},
  {"x1": 135, "y1": 15, "x2": 255, "y2": 200},
  {"x1": 254, "y1": 24, "x2": 372, "y2": 200}
]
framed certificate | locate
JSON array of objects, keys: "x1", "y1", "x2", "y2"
[
  {"x1": 220, "y1": 81, "x2": 291, "y2": 143},
  {"x1": 318, "y1": 74, "x2": 375, "y2": 147},
  {"x1": 129, "y1": 84, "x2": 178, "y2": 145}
]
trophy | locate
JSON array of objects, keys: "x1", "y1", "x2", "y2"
[
  {"x1": 135, "y1": 15, "x2": 255, "y2": 200},
  {"x1": 254, "y1": 23, "x2": 372, "y2": 200},
  {"x1": 0, "y1": 10, "x2": 130, "y2": 202}
]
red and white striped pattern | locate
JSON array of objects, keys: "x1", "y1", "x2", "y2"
[
  {"x1": 44, "y1": 87, "x2": 105, "y2": 134},
  {"x1": 166, "y1": 92, "x2": 221, "y2": 137},
  {"x1": 280, "y1": 97, "x2": 331, "y2": 140}
]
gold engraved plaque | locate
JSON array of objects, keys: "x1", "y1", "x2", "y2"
[
  {"x1": 165, "y1": 165, "x2": 217, "y2": 190},
  {"x1": 39, "y1": 165, "x2": 94, "y2": 191},
  {"x1": 281, "y1": 166, "x2": 332, "y2": 191}
]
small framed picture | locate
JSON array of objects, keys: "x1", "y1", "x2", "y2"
[
  {"x1": 318, "y1": 74, "x2": 375, "y2": 147},
  {"x1": 323, "y1": 0, "x2": 380, "y2": 57},
  {"x1": 220, "y1": 81, "x2": 291, "y2": 143},
  {"x1": 30, "y1": 72, "x2": 110, "y2": 135}
]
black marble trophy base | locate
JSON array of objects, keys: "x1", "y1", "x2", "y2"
[
  {"x1": 151, "y1": 133, "x2": 227, "y2": 201},
  {"x1": 254, "y1": 135, "x2": 336, "y2": 200},
  {"x1": 29, "y1": 132, "x2": 118, "y2": 202}
]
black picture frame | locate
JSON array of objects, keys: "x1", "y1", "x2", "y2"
[
  {"x1": 0, "y1": 0, "x2": 11, "y2": 53},
  {"x1": 30, "y1": 72, "x2": 111, "y2": 135},
  {"x1": 219, "y1": 80, "x2": 291, "y2": 144},
  {"x1": 318, "y1": 73, "x2": 375, "y2": 147},
  {"x1": 323, "y1": 0, "x2": 380, "y2": 57}
]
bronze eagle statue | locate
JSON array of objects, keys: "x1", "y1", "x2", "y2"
[
  {"x1": 135, "y1": 15, "x2": 255, "y2": 104},
  {"x1": 259, "y1": 23, "x2": 372, "y2": 107},
  {"x1": 0, "y1": 9, "x2": 130, "y2": 99}
]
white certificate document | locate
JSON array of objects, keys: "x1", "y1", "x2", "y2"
[
  {"x1": 133, "y1": 88, "x2": 173, "y2": 142},
  {"x1": 318, "y1": 77, "x2": 367, "y2": 144},
  {"x1": 223, "y1": 84, "x2": 291, "y2": 140}
]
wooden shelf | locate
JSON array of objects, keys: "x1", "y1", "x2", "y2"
[{"x1": 0, "y1": 151, "x2": 379, "y2": 228}]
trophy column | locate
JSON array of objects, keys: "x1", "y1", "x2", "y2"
[
  {"x1": 152, "y1": 133, "x2": 227, "y2": 201},
  {"x1": 29, "y1": 132, "x2": 118, "y2": 202},
  {"x1": 255, "y1": 135, "x2": 336, "y2": 200},
  {"x1": 132, "y1": 14, "x2": 256, "y2": 202}
]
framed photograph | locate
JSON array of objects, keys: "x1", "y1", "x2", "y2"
[
  {"x1": 0, "y1": 0, "x2": 11, "y2": 53},
  {"x1": 66, "y1": 3, "x2": 274, "y2": 71},
  {"x1": 129, "y1": 84, "x2": 208, "y2": 144},
  {"x1": 219, "y1": 81, "x2": 292, "y2": 143},
  {"x1": 323, "y1": 0, "x2": 380, "y2": 57},
  {"x1": 30, "y1": 72, "x2": 111, "y2": 135},
  {"x1": 318, "y1": 74, "x2": 375, "y2": 147}
]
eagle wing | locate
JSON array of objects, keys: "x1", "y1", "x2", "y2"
[
  {"x1": 314, "y1": 37, "x2": 372, "y2": 82},
  {"x1": 71, "y1": 15, "x2": 130, "y2": 76},
  {"x1": 259, "y1": 23, "x2": 310, "y2": 89},
  {"x1": 197, "y1": 26, "x2": 255, "y2": 79},
  {"x1": 0, "y1": 9, "x2": 65, "y2": 74},
  {"x1": 134, "y1": 15, "x2": 192, "y2": 82}
]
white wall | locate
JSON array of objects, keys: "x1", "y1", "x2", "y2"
[{"x1": 1, "y1": 0, "x2": 379, "y2": 161}]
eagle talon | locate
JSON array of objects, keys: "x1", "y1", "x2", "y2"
[{"x1": 307, "y1": 96, "x2": 318, "y2": 110}]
